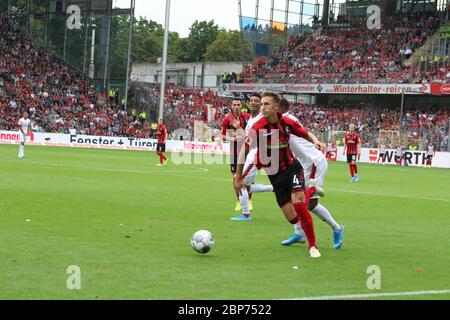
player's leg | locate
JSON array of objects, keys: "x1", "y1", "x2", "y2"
[
  {"x1": 18, "y1": 134, "x2": 26, "y2": 158},
  {"x1": 351, "y1": 156, "x2": 359, "y2": 182},
  {"x1": 347, "y1": 155, "x2": 355, "y2": 181},
  {"x1": 280, "y1": 202, "x2": 306, "y2": 246},
  {"x1": 284, "y1": 162, "x2": 313, "y2": 244},
  {"x1": 231, "y1": 186, "x2": 251, "y2": 221},
  {"x1": 249, "y1": 184, "x2": 273, "y2": 193},
  {"x1": 230, "y1": 153, "x2": 241, "y2": 211},
  {"x1": 155, "y1": 144, "x2": 163, "y2": 166},
  {"x1": 238, "y1": 163, "x2": 257, "y2": 218},
  {"x1": 309, "y1": 199, "x2": 344, "y2": 249},
  {"x1": 231, "y1": 173, "x2": 241, "y2": 212},
  {"x1": 160, "y1": 144, "x2": 168, "y2": 166},
  {"x1": 19, "y1": 142, "x2": 25, "y2": 158},
  {"x1": 289, "y1": 162, "x2": 319, "y2": 256}
]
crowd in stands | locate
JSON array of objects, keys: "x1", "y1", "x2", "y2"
[
  {"x1": 287, "y1": 104, "x2": 449, "y2": 150},
  {"x1": 417, "y1": 64, "x2": 450, "y2": 84},
  {"x1": 221, "y1": 72, "x2": 245, "y2": 84},
  {"x1": 244, "y1": 13, "x2": 445, "y2": 84},
  {"x1": 0, "y1": 15, "x2": 148, "y2": 138}
]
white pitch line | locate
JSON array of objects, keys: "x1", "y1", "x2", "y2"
[
  {"x1": 0, "y1": 159, "x2": 209, "y2": 174},
  {"x1": 328, "y1": 188, "x2": 450, "y2": 203},
  {"x1": 1, "y1": 159, "x2": 449, "y2": 203},
  {"x1": 285, "y1": 289, "x2": 450, "y2": 300}
]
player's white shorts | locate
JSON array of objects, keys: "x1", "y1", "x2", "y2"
[
  {"x1": 303, "y1": 158, "x2": 328, "y2": 199},
  {"x1": 242, "y1": 148, "x2": 259, "y2": 186},
  {"x1": 19, "y1": 133, "x2": 27, "y2": 144}
]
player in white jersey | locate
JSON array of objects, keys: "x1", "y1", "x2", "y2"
[
  {"x1": 326, "y1": 142, "x2": 334, "y2": 160},
  {"x1": 18, "y1": 112, "x2": 31, "y2": 158},
  {"x1": 231, "y1": 93, "x2": 273, "y2": 221},
  {"x1": 426, "y1": 143, "x2": 436, "y2": 168},
  {"x1": 377, "y1": 144, "x2": 386, "y2": 164},
  {"x1": 395, "y1": 145, "x2": 403, "y2": 166},
  {"x1": 279, "y1": 99, "x2": 344, "y2": 249}
]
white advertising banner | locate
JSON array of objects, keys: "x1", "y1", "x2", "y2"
[
  {"x1": 1, "y1": 131, "x2": 449, "y2": 168},
  {"x1": 0, "y1": 131, "x2": 230, "y2": 154},
  {"x1": 335, "y1": 147, "x2": 450, "y2": 169},
  {"x1": 224, "y1": 83, "x2": 430, "y2": 95}
]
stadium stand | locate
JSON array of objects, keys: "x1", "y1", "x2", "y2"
[
  {"x1": 0, "y1": 15, "x2": 148, "y2": 138},
  {"x1": 243, "y1": 13, "x2": 444, "y2": 84}
]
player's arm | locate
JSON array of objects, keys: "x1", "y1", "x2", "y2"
[
  {"x1": 221, "y1": 118, "x2": 235, "y2": 142},
  {"x1": 343, "y1": 137, "x2": 347, "y2": 156},
  {"x1": 223, "y1": 118, "x2": 245, "y2": 143},
  {"x1": 357, "y1": 135, "x2": 362, "y2": 158},
  {"x1": 233, "y1": 129, "x2": 254, "y2": 190},
  {"x1": 18, "y1": 120, "x2": 25, "y2": 135},
  {"x1": 163, "y1": 127, "x2": 168, "y2": 144},
  {"x1": 289, "y1": 118, "x2": 326, "y2": 153},
  {"x1": 305, "y1": 132, "x2": 327, "y2": 153}
]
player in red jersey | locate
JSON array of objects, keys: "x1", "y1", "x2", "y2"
[
  {"x1": 156, "y1": 118, "x2": 169, "y2": 167},
  {"x1": 234, "y1": 91, "x2": 326, "y2": 258},
  {"x1": 222, "y1": 98, "x2": 250, "y2": 211},
  {"x1": 343, "y1": 124, "x2": 362, "y2": 182}
]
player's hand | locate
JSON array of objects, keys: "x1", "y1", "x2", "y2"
[
  {"x1": 235, "y1": 129, "x2": 246, "y2": 143},
  {"x1": 230, "y1": 118, "x2": 240, "y2": 129},
  {"x1": 314, "y1": 142, "x2": 326, "y2": 153}
]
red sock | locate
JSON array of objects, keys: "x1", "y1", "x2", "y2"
[
  {"x1": 304, "y1": 187, "x2": 316, "y2": 207},
  {"x1": 159, "y1": 154, "x2": 164, "y2": 164},
  {"x1": 353, "y1": 164, "x2": 358, "y2": 174},
  {"x1": 293, "y1": 202, "x2": 316, "y2": 249},
  {"x1": 161, "y1": 153, "x2": 167, "y2": 161},
  {"x1": 349, "y1": 165, "x2": 355, "y2": 177}
]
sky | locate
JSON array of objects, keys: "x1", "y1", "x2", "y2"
[
  {"x1": 113, "y1": 0, "x2": 346, "y2": 38},
  {"x1": 116, "y1": 0, "x2": 239, "y2": 37}
]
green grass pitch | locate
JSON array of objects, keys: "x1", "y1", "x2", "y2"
[{"x1": 0, "y1": 144, "x2": 449, "y2": 300}]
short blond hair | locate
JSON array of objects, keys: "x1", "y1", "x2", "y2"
[{"x1": 261, "y1": 91, "x2": 282, "y2": 104}]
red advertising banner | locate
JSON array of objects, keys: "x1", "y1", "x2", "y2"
[{"x1": 431, "y1": 84, "x2": 450, "y2": 95}]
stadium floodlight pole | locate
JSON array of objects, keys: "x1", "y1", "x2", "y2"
[
  {"x1": 399, "y1": 88, "x2": 405, "y2": 143},
  {"x1": 124, "y1": 0, "x2": 136, "y2": 110},
  {"x1": 158, "y1": 0, "x2": 171, "y2": 120},
  {"x1": 89, "y1": 25, "x2": 96, "y2": 78}
]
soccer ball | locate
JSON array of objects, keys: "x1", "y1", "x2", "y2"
[{"x1": 191, "y1": 230, "x2": 215, "y2": 254}]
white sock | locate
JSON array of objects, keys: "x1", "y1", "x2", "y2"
[
  {"x1": 312, "y1": 204, "x2": 341, "y2": 232},
  {"x1": 250, "y1": 184, "x2": 273, "y2": 193},
  {"x1": 294, "y1": 223, "x2": 305, "y2": 236},
  {"x1": 19, "y1": 145, "x2": 24, "y2": 157},
  {"x1": 239, "y1": 188, "x2": 250, "y2": 215}
]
